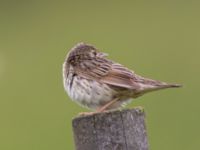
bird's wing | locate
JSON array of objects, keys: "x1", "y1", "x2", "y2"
[
  {"x1": 100, "y1": 63, "x2": 139, "y2": 89},
  {"x1": 73, "y1": 56, "x2": 139, "y2": 89}
]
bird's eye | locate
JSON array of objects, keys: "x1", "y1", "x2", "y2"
[
  {"x1": 76, "y1": 55, "x2": 80, "y2": 59},
  {"x1": 89, "y1": 50, "x2": 96, "y2": 57}
]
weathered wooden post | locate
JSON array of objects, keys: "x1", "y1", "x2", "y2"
[{"x1": 72, "y1": 107, "x2": 148, "y2": 150}]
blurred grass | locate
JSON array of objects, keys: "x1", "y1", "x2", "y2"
[{"x1": 0, "y1": 0, "x2": 200, "y2": 150}]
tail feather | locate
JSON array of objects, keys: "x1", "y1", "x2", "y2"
[
  {"x1": 144, "y1": 83, "x2": 182, "y2": 93},
  {"x1": 136, "y1": 75, "x2": 182, "y2": 91},
  {"x1": 153, "y1": 83, "x2": 182, "y2": 90},
  {"x1": 161, "y1": 83, "x2": 182, "y2": 88},
  {"x1": 133, "y1": 74, "x2": 182, "y2": 95}
]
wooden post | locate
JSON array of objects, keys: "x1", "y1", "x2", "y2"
[{"x1": 72, "y1": 108, "x2": 148, "y2": 150}]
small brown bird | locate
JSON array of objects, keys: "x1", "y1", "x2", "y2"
[{"x1": 63, "y1": 43, "x2": 181, "y2": 115}]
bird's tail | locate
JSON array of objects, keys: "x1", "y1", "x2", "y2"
[
  {"x1": 150, "y1": 83, "x2": 182, "y2": 91},
  {"x1": 136, "y1": 75, "x2": 182, "y2": 94}
]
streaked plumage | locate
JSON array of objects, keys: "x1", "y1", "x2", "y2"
[{"x1": 63, "y1": 43, "x2": 181, "y2": 111}]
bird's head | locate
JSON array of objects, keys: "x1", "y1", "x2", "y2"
[
  {"x1": 66, "y1": 42, "x2": 108, "y2": 65},
  {"x1": 68, "y1": 42, "x2": 97, "y2": 59}
]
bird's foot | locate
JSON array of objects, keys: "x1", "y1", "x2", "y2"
[
  {"x1": 78, "y1": 111, "x2": 101, "y2": 116},
  {"x1": 78, "y1": 109, "x2": 110, "y2": 116}
]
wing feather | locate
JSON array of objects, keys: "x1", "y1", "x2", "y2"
[{"x1": 73, "y1": 55, "x2": 138, "y2": 89}]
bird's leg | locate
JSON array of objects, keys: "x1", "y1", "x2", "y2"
[
  {"x1": 78, "y1": 98, "x2": 119, "y2": 116},
  {"x1": 96, "y1": 98, "x2": 119, "y2": 113}
]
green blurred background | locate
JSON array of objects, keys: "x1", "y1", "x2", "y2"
[{"x1": 0, "y1": 0, "x2": 199, "y2": 150}]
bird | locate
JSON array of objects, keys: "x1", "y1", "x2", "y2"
[{"x1": 62, "y1": 42, "x2": 181, "y2": 115}]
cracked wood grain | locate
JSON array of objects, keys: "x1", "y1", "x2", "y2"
[{"x1": 72, "y1": 108, "x2": 148, "y2": 150}]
